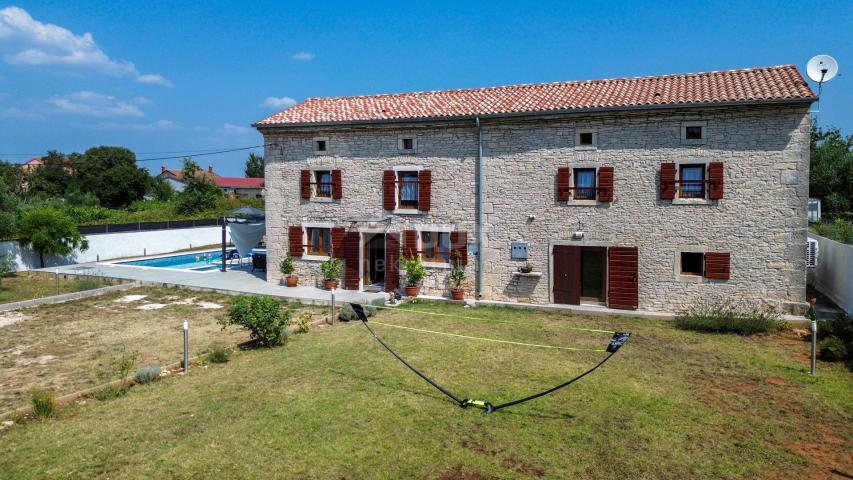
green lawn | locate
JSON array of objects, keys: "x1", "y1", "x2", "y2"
[
  {"x1": 1, "y1": 302, "x2": 850, "y2": 479},
  {"x1": 0, "y1": 271, "x2": 116, "y2": 305}
]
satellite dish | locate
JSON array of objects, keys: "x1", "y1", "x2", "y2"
[{"x1": 807, "y1": 55, "x2": 839, "y2": 83}]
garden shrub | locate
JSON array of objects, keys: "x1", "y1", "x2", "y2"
[
  {"x1": 207, "y1": 345, "x2": 230, "y2": 363},
  {"x1": 30, "y1": 389, "x2": 56, "y2": 420},
  {"x1": 296, "y1": 313, "x2": 311, "y2": 333},
  {"x1": 815, "y1": 313, "x2": 852, "y2": 363},
  {"x1": 818, "y1": 337, "x2": 848, "y2": 362},
  {"x1": 95, "y1": 348, "x2": 138, "y2": 400},
  {"x1": 675, "y1": 298, "x2": 785, "y2": 335},
  {"x1": 134, "y1": 365, "x2": 162, "y2": 384},
  {"x1": 339, "y1": 303, "x2": 377, "y2": 321},
  {"x1": 221, "y1": 295, "x2": 291, "y2": 347}
]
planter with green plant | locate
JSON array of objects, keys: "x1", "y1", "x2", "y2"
[
  {"x1": 320, "y1": 257, "x2": 342, "y2": 290},
  {"x1": 402, "y1": 256, "x2": 426, "y2": 297},
  {"x1": 449, "y1": 251, "x2": 465, "y2": 300},
  {"x1": 279, "y1": 253, "x2": 297, "y2": 287},
  {"x1": 519, "y1": 262, "x2": 535, "y2": 274}
]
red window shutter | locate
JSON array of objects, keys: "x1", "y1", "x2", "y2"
[
  {"x1": 608, "y1": 246, "x2": 638, "y2": 310},
  {"x1": 343, "y1": 232, "x2": 360, "y2": 290},
  {"x1": 553, "y1": 245, "x2": 581, "y2": 305},
  {"x1": 660, "y1": 163, "x2": 676, "y2": 200},
  {"x1": 300, "y1": 170, "x2": 311, "y2": 199},
  {"x1": 450, "y1": 231, "x2": 468, "y2": 266},
  {"x1": 385, "y1": 233, "x2": 400, "y2": 293},
  {"x1": 288, "y1": 226, "x2": 303, "y2": 257},
  {"x1": 331, "y1": 227, "x2": 346, "y2": 258},
  {"x1": 418, "y1": 170, "x2": 432, "y2": 211},
  {"x1": 708, "y1": 162, "x2": 724, "y2": 200},
  {"x1": 704, "y1": 252, "x2": 730, "y2": 280},
  {"x1": 598, "y1": 166, "x2": 614, "y2": 202},
  {"x1": 557, "y1": 167, "x2": 571, "y2": 202},
  {"x1": 332, "y1": 170, "x2": 343, "y2": 199},
  {"x1": 383, "y1": 170, "x2": 396, "y2": 210},
  {"x1": 403, "y1": 230, "x2": 418, "y2": 259}
]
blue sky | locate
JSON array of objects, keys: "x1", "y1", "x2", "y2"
[{"x1": 0, "y1": 0, "x2": 850, "y2": 176}]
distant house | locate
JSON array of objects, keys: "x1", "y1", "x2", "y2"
[
  {"x1": 21, "y1": 157, "x2": 43, "y2": 172},
  {"x1": 159, "y1": 165, "x2": 265, "y2": 198}
]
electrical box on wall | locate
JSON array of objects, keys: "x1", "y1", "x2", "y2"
[{"x1": 510, "y1": 242, "x2": 529, "y2": 260}]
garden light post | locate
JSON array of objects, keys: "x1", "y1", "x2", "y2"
[
  {"x1": 810, "y1": 318, "x2": 817, "y2": 376},
  {"x1": 183, "y1": 320, "x2": 190, "y2": 374},
  {"x1": 221, "y1": 217, "x2": 227, "y2": 273},
  {"x1": 330, "y1": 287, "x2": 336, "y2": 325},
  {"x1": 54, "y1": 268, "x2": 59, "y2": 295}
]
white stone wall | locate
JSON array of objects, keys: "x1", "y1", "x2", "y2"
[{"x1": 260, "y1": 104, "x2": 810, "y2": 312}]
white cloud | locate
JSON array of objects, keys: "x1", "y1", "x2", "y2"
[
  {"x1": 291, "y1": 51, "x2": 314, "y2": 61},
  {"x1": 86, "y1": 119, "x2": 176, "y2": 131},
  {"x1": 47, "y1": 91, "x2": 144, "y2": 118},
  {"x1": 261, "y1": 96, "x2": 297, "y2": 109},
  {"x1": 0, "y1": 6, "x2": 172, "y2": 86}
]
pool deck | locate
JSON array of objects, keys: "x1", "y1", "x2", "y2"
[{"x1": 41, "y1": 261, "x2": 386, "y2": 306}]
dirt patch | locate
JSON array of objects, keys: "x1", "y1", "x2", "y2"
[
  {"x1": 432, "y1": 465, "x2": 497, "y2": 480},
  {"x1": 501, "y1": 456, "x2": 545, "y2": 477},
  {"x1": 791, "y1": 440, "x2": 853, "y2": 480},
  {"x1": 115, "y1": 294, "x2": 147, "y2": 303},
  {"x1": 0, "y1": 311, "x2": 30, "y2": 329}
]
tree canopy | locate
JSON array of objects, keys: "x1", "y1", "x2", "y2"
[
  {"x1": 72, "y1": 146, "x2": 149, "y2": 208},
  {"x1": 26, "y1": 150, "x2": 73, "y2": 198},
  {"x1": 175, "y1": 158, "x2": 222, "y2": 215},
  {"x1": 810, "y1": 125, "x2": 853, "y2": 216},
  {"x1": 17, "y1": 206, "x2": 89, "y2": 268},
  {"x1": 245, "y1": 152, "x2": 264, "y2": 178}
]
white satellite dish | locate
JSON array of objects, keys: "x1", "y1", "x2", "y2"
[{"x1": 806, "y1": 55, "x2": 838, "y2": 83}]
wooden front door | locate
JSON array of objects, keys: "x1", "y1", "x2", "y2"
[
  {"x1": 553, "y1": 245, "x2": 581, "y2": 305},
  {"x1": 607, "y1": 246, "x2": 638, "y2": 310}
]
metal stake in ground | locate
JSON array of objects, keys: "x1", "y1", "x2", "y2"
[
  {"x1": 810, "y1": 318, "x2": 817, "y2": 376},
  {"x1": 183, "y1": 320, "x2": 189, "y2": 374},
  {"x1": 330, "y1": 287, "x2": 336, "y2": 325},
  {"x1": 54, "y1": 268, "x2": 59, "y2": 295}
]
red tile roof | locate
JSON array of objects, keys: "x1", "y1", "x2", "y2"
[
  {"x1": 214, "y1": 177, "x2": 264, "y2": 189},
  {"x1": 256, "y1": 65, "x2": 814, "y2": 126}
]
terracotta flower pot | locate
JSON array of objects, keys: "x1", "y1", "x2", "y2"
[
  {"x1": 324, "y1": 279, "x2": 338, "y2": 290},
  {"x1": 405, "y1": 285, "x2": 419, "y2": 297},
  {"x1": 451, "y1": 288, "x2": 464, "y2": 300},
  {"x1": 285, "y1": 275, "x2": 298, "y2": 287}
]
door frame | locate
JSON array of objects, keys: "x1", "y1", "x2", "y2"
[
  {"x1": 549, "y1": 240, "x2": 612, "y2": 305},
  {"x1": 579, "y1": 246, "x2": 607, "y2": 303},
  {"x1": 358, "y1": 228, "x2": 388, "y2": 291}
]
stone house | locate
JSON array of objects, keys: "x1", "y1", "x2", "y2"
[
  {"x1": 159, "y1": 165, "x2": 265, "y2": 198},
  {"x1": 254, "y1": 65, "x2": 815, "y2": 313}
]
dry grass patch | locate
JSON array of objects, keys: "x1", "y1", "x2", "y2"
[{"x1": 0, "y1": 271, "x2": 119, "y2": 305}]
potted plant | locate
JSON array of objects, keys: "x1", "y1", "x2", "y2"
[
  {"x1": 402, "y1": 257, "x2": 426, "y2": 297},
  {"x1": 279, "y1": 253, "x2": 298, "y2": 287},
  {"x1": 519, "y1": 262, "x2": 535, "y2": 274},
  {"x1": 320, "y1": 257, "x2": 342, "y2": 290},
  {"x1": 449, "y1": 251, "x2": 465, "y2": 300}
]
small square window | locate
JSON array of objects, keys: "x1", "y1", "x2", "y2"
[
  {"x1": 579, "y1": 132, "x2": 594, "y2": 145},
  {"x1": 314, "y1": 140, "x2": 327, "y2": 152},
  {"x1": 421, "y1": 231, "x2": 451, "y2": 262},
  {"x1": 680, "y1": 252, "x2": 703, "y2": 276},
  {"x1": 402, "y1": 138, "x2": 414, "y2": 150},
  {"x1": 685, "y1": 126, "x2": 703, "y2": 140}
]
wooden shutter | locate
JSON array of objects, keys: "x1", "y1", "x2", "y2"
[
  {"x1": 450, "y1": 231, "x2": 468, "y2": 266},
  {"x1": 608, "y1": 246, "x2": 638, "y2": 310},
  {"x1": 383, "y1": 170, "x2": 396, "y2": 210},
  {"x1": 402, "y1": 230, "x2": 418, "y2": 259},
  {"x1": 553, "y1": 245, "x2": 580, "y2": 305},
  {"x1": 332, "y1": 170, "x2": 343, "y2": 199},
  {"x1": 557, "y1": 167, "x2": 571, "y2": 202},
  {"x1": 708, "y1": 162, "x2": 724, "y2": 200},
  {"x1": 331, "y1": 227, "x2": 346, "y2": 258},
  {"x1": 660, "y1": 163, "x2": 676, "y2": 200},
  {"x1": 343, "y1": 232, "x2": 360, "y2": 290},
  {"x1": 598, "y1": 166, "x2": 614, "y2": 202},
  {"x1": 704, "y1": 252, "x2": 730, "y2": 280},
  {"x1": 300, "y1": 170, "x2": 311, "y2": 199},
  {"x1": 418, "y1": 170, "x2": 432, "y2": 211},
  {"x1": 385, "y1": 233, "x2": 400, "y2": 293},
  {"x1": 288, "y1": 226, "x2": 303, "y2": 257}
]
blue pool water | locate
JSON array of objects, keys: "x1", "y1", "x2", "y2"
[{"x1": 118, "y1": 251, "x2": 224, "y2": 270}]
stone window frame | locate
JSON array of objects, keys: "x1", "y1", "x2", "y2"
[
  {"x1": 392, "y1": 165, "x2": 424, "y2": 215},
  {"x1": 413, "y1": 223, "x2": 456, "y2": 269},
  {"x1": 574, "y1": 127, "x2": 597, "y2": 151},
  {"x1": 672, "y1": 160, "x2": 712, "y2": 206},
  {"x1": 301, "y1": 222, "x2": 335, "y2": 261},
  {"x1": 566, "y1": 162, "x2": 606, "y2": 207},
  {"x1": 312, "y1": 137, "x2": 330, "y2": 155},
  {"x1": 674, "y1": 245, "x2": 708, "y2": 283},
  {"x1": 680, "y1": 121, "x2": 707, "y2": 145},
  {"x1": 397, "y1": 134, "x2": 418, "y2": 155}
]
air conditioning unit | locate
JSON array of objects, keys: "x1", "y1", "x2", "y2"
[{"x1": 807, "y1": 238, "x2": 819, "y2": 268}]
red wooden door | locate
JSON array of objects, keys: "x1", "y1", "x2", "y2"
[
  {"x1": 607, "y1": 246, "x2": 638, "y2": 310},
  {"x1": 344, "y1": 232, "x2": 361, "y2": 290},
  {"x1": 553, "y1": 245, "x2": 581, "y2": 305},
  {"x1": 385, "y1": 233, "x2": 400, "y2": 293}
]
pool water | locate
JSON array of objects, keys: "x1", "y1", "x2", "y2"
[{"x1": 118, "y1": 251, "x2": 225, "y2": 270}]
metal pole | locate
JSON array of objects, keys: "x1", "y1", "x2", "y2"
[
  {"x1": 54, "y1": 268, "x2": 59, "y2": 295},
  {"x1": 183, "y1": 320, "x2": 190, "y2": 374},
  {"x1": 810, "y1": 319, "x2": 817, "y2": 376},
  {"x1": 221, "y1": 217, "x2": 227, "y2": 272},
  {"x1": 330, "y1": 287, "x2": 336, "y2": 325}
]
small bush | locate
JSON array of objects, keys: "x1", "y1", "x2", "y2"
[
  {"x1": 207, "y1": 345, "x2": 230, "y2": 363},
  {"x1": 134, "y1": 365, "x2": 161, "y2": 384},
  {"x1": 339, "y1": 303, "x2": 377, "y2": 321},
  {"x1": 71, "y1": 277, "x2": 105, "y2": 292},
  {"x1": 30, "y1": 389, "x2": 56, "y2": 420},
  {"x1": 94, "y1": 385, "x2": 126, "y2": 401},
  {"x1": 95, "y1": 347, "x2": 139, "y2": 400},
  {"x1": 221, "y1": 295, "x2": 291, "y2": 347},
  {"x1": 296, "y1": 313, "x2": 311, "y2": 333},
  {"x1": 675, "y1": 298, "x2": 785, "y2": 335},
  {"x1": 818, "y1": 336, "x2": 848, "y2": 362}
]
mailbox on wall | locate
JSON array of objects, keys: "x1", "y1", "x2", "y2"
[{"x1": 511, "y1": 242, "x2": 529, "y2": 260}]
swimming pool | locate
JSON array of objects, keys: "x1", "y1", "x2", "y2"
[{"x1": 117, "y1": 251, "x2": 225, "y2": 271}]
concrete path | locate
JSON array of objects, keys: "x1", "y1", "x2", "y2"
[{"x1": 41, "y1": 261, "x2": 386, "y2": 306}]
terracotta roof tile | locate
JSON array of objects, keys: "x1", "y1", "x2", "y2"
[{"x1": 256, "y1": 65, "x2": 814, "y2": 126}]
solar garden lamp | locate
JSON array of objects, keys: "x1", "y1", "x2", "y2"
[{"x1": 183, "y1": 320, "x2": 189, "y2": 374}]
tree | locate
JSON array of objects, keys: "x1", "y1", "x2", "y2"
[
  {"x1": 0, "y1": 161, "x2": 24, "y2": 196},
  {"x1": 810, "y1": 125, "x2": 853, "y2": 216},
  {"x1": 17, "y1": 206, "x2": 88, "y2": 268},
  {"x1": 72, "y1": 146, "x2": 148, "y2": 208},
  {"x1": 0, "y1": 176, "x2": 20, "y2": 239},
  {"x1": 175, "y1": 158, "x2": 222, "y2": 215},
  {"x1": 245, "y1": 152, "x2": 264, "y2": 178},
  {"x1": 148, "y1": 175, "x2": 175, "y2": 201},
  {"x1": 0, "y1": 252, "x2": 15, "y2": 286},
  {"x1": 26, "y1": 150, "x2": 73, "y2": 198}
]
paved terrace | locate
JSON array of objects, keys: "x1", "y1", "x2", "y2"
[{"x1": 41, "y1": 261, "x2": 386, "y2": 306}]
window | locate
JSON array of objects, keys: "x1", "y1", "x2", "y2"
[
  {"x1": 421, "y1": 231, "x2": 451, "y2": 262},
  {"x1": 681, "y1": 121, "x2": 707, "y2": 144},
  {"x1": 579, "y1": 132, "x2": 593, "y2": 145},
  {"x1": 573, "y1": 168, "x2": 597, "y2": 200},
  {"x1": 575, "y1": 128, "x2": 597, "y2": 149},
  {"x1": 685, "y1": 126, "x2": 703, "y2": 140},
  {"x1": 680, "y1": 252, "x2": 703, "y2": 276},
  {"x1": 679, "y1": 164, "x2": 705, "y2": 199},
  {"x1": 402, "y1": 138, "x2": 414, "y2": 150},
  {"x1": 397, "y1": 136, "x2": 417, "y2": 154},
  {"x1": 314, "y1": 170, "x2": 332, "y2": 197},
  {"x1": 306, "y1": 227, "x2": 331, "y2": 256},
  {"x1": 398, "y1": 171, "x2": 419, "y2": 209},
  {"x1": 313, "y1": 137, "x2": 329, "y2": 154}
]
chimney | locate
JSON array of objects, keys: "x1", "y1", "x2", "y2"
[
  {"x1": 161, "y1": 165, "x2": 166, "y2": 173},
  {"x1": 208, "y1": 165, "x2": 213, "y2": 173}
]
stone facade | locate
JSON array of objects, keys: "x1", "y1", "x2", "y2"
[{"x1": 259, "y1": 103, "x2": 811, "y2": 313}]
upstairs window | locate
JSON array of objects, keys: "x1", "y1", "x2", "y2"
[
  {"x1": 421, "y1": 231, "x2": 451, "y2": 263},
  {"x1": 685, "y1": 126, "x2": 703, "y2": 140},
  {"x1": 313, "y1": 137, "x2": 329, "y2": 155},
  {"x1": 575, "y1": 128, "x2": 597, "y2": 149},
  {"x1": 398, "y1": 171, "x2": 420, "y2": 209},
  {"x1": 306, "y1": 227, "x2": 331, "y2": 256},
  {"x1": 314, "y1": 170, "x2": 332, "y2": 197},
  {"x1": 680, "y1": 252, "x2": 704, "y2": 276},
  {"x1": 679, "y1": 164, "x2": 706, "y2": 199},
  {"x1": 573, "y1": 168, "x2": 597, "y2": 200},
  {"x1": 681, "y1": 121, "x2": 707, "y2": 144}
]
